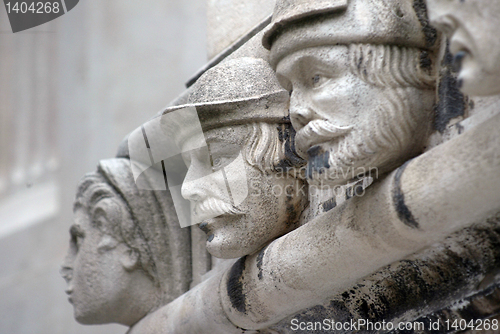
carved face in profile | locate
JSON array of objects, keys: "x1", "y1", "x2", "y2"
[
  {"x1": 426, "y1": 0, "x2": 500, "y2": 96},
  {"x1": 181, "y1": 123, "x2": 307, "y2": 259},
  {"x1": 275, "y1": 45, "x2": 434, "y2": 186},
  {"x1": 61, "y1": 178, "x2": 157, "y2": 326}
]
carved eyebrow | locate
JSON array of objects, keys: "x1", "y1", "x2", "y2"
[
  {"x1": 298, "y1": 56, "x2": 338, "y2": 78},
  {"x1": 73, "y1": 200, "x2": 85, "y2": 213}
]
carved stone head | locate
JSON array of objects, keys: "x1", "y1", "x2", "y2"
[
  {"x1": 162, "y1": 57, "x2": 308, "y2": 259},
  {"x1": 426, "y1": 0, "x2": 500, "y2": 96},
  {"x1": 60, "y1": 158, "x2": 190, "y2": 326},
  {"x1": 263, "y1": 0, "x2": 437, "y2": 186}
]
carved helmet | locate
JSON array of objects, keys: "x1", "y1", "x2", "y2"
[
  {"x1": 161, "y1": 56, "x2": 290, "y2": 132},
  {"x1": 159, "y1": 56, "x2": 291, "y2": 149},
  {"x1": 262, "y1": 0, "x2": 437, "y2": 67}
]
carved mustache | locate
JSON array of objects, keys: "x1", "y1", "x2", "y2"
[
  {"x1": 192, "y1": 197, "x2": 245, "y2": 222},
  {"x1": 295, "y1": 119, "x2": 353, "y2": 157}
]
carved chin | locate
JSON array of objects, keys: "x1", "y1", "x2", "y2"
[
  {"x1": 206, "y1": 235, "x2": 257, "y2": 259},
  {"x1": 74, "y1": 307, "x2": 99, "y2": 325}
]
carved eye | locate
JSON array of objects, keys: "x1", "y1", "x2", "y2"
[
  {"x1": 311, "y1": 74, "x2": 329, "y2": 88},
  {"x1": 70, "y1": 225, "x2": 84, "y2": 251}
]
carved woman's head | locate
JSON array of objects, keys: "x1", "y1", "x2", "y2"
[
  {"x1": 60, "y1": 158, "x2": 190, "y2": 326},
  {"x1": 426, "y1": 0, "x2": 500, "y2": 96}
]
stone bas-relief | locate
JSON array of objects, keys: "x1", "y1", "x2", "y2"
[
  {"x1": 162, "y1": 56, "x2": 308, "y2": 259},
  {"x1": 132, "y1": 1, "x2": 498, "y2": 333},
  {"x1": 426, "y1": 0, "x2": 500, "y2": 97},
  {"x1": 61, "y1": 158, "x2": 190, "y2": 327},
  {"x1": 66, "y1": 0, "x2": 500, "y2": 332}
]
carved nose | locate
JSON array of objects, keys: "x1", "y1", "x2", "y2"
[
  {"x1": 60, "y1": 265, "x2": 73, "y2": 284},
  {"x1": 181, "y1": 166, "x2": 206, "y2": 202},
  {"x1": 181, "y1": 181, "x2": 204, "y2": 202},
  {"x1": 290, "y1": 104, "x2": 314, "y2": 131},
  {"x1": 289, "y1": 90, "x2": 314, "y2": 130}
]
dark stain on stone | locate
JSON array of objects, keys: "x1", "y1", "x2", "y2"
[
  {"x1": 322, "y1": 197, "x2": 337, "y2": 212},
  {"x1": 392, "y1": 160, "x2": 419, "y2": 229},
  {"x1": 358, "y1": 299, "x2": 371, "y2": 319},
  {"x1": 452, "y1": 50, "x2": 466, "y2": 73},
  {"x1": 435, "y1": 43, "x2": 467, "y2": 133},
  {"x1": 277, "y1": 125, "x2": 285, "y2": 142},
  {"x1": 276, "y1": 123, "x2": 306, "y2": 171},
  {"x1": 469, "y1": 99, "x2": 475, "y2": 110},
  {"x1": 256, "y1": 246, "x2": 266, "y2": 281},
  {"x1": 420, "y1": 50, "x2": 432, "y2": 71},
  {"x1": 353, "y1": 183, "x2": 364, "y2": 197},
  {"x1": 307, "y1": 146, "x2": 330, "y2": 179},
  {"x1": 412, "y1": 0, "x2": 438, "y2": 48},
  {"x1": 226, "y1": 256, "x2": 247, "y2": 314},
  {"x1": 399, "y1": 282, "x2": 500, "y2": 334},
  {"x1": 272, "y1": 215, "x2": 500, "y2": 334},
  {"x1": 346, "y1": 186, "x2": 353, "y2": 201},
  {"x1": 198, "y1": 222, "x2": 210, "y2": 234}
]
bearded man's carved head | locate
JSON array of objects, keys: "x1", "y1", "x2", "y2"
[{"x1": 264, "y1": 0, "x2": 438, "y2": 186}]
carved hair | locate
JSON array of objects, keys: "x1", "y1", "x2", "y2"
[
  {"x1": 244, "y1": 122, "x2": 306, "y2": 176},
  {"x1": 348, "y1": 44, "x2": 435, "y2": 89},
  {"x1": 75, "y1": 159, "x2": 191, "y2": 305}
]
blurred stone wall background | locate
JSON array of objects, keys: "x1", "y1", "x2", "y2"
[{"x1": 0, "y1": 1, "x2": 206, "y2": 333}]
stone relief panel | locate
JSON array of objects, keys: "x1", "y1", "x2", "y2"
[{"x1": 63, "y1": 0, "x2": 500, "y2": 332}]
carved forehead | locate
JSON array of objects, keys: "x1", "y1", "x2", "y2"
[
  {"x1": 426, "y1": 0, "x2": 488, "y2": 22},
  {"x1": 181, "y1": 124, "x2": 250, "y2": 151},
  {"x1": 276, "y1": 45, "x2": 349, "y2": 76}
]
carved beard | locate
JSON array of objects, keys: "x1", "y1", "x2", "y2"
[{"x1": 304, "y1": 88, "x2": 423, "y2": 186}]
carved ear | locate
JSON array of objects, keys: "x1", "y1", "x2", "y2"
[
  {"x1": 119, "y1": 248, "x2": 140, "y2": 271},
  {"x1": 97, "y1": 235, "x2": 119, "y2": 252}
]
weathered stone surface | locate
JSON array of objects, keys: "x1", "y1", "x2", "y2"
[
  {"x1": 68, "y1": 0, "x2": 500, "y2": 332},
  {"x1": 270, "y1": 213, "x2": 500, "y2": 333},
  {"x1": 61, "y1": 159, "x2": 191, "y2": 327},
  {"x1": 207, "y1": 0, "x2": 275, "y2": 59},
  {"x1": 426, "y1": 0, "x2": 500, "y2": 97}
]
